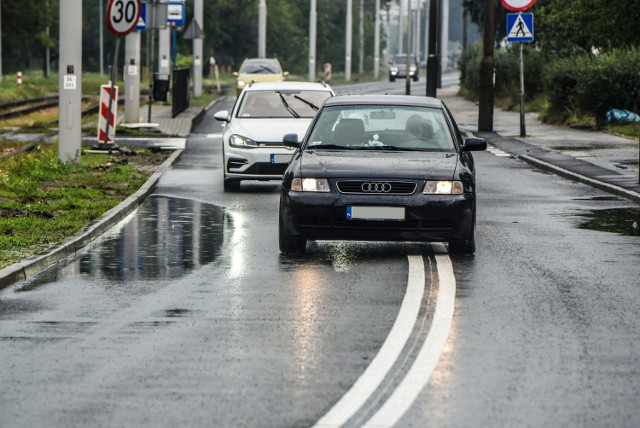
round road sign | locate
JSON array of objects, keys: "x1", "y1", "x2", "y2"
[
  {"x1": 107, "y1": 0, "x2": 141, "y2": 37},
  {"x1": 500, "y1": 0, "x2": 536, "y2": 11}
]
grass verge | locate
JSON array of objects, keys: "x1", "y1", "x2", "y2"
[{"x1": 0, "y1": 142, "x2": 170, "y2": 269}]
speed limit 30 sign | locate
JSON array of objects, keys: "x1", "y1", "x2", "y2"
[{"x1": 107, "y1": 0, "x2": 141, "y2": 37}]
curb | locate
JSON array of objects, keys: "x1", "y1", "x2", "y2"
[
  {"x1": 519, "y1": 154, "x2": 640, "y2": 205},
  {"x1": 0, "y1": 149, "x2": 184, "y2": 292}
]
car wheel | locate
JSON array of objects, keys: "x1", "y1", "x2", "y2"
[
  {"x1": 279, "y1": 209, "x2": 306, "y2": 254},
  {"x1": 413, "y1": 75, "x2": 419, "y2": 82},
  {"x1": 223, "y1": 177, "x2": 241, "y2": 192},
  {"x1": 389, "y1": 76, "x2": 396, "y2": 82}
]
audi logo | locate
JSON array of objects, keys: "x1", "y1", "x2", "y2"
[{"x1": 361, "y1": 182, "x2": 392, "y2": 193}]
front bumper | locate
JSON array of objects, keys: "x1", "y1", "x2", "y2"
[
  {"x1": 280, "y1": 189, "x2": 474, "y2": 243},
  {"x1": 225, "y1": 146, "x2": 294, "y2": 180}
]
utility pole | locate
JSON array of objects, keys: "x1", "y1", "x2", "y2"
[
  {"x1": 405, "y1": 0, "x2": 412, "y2": 95},
  {"x1": 478, "y1": 0, "x2": 495, "y2": 132},
  {"x1": 309, "y1": 0, "x2": 317, "y2": 82},
  {"x1": 124, "y1": 31, "x2": 141, "y2": 124},
  {"x1": 426, "y1": 0, "x2": 439, "y2": 97},
  {"x1": 193, "y1": 0, "x2": 203, "y2": 97},
  {"x1": 258, "y1": 0, "x2": 266, "y2": 58},
  {"x1": 345, "y1": 0, "x2": 352, "y2": 82},
  {"x1": 373, "y1": 0, "x2": 380, "y2": 79},
  {"x1": 58, "y1": 0, "x2": 83, "y2": 163},
  {"x1": 398, "y1": 0, "x2": 404, "y2": 54}
]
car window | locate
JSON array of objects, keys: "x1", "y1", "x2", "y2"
[
  {"x1": 306, "y1": 105, "x2": 455, "y2": 151},
  {"x1": 237, "y1": 90, "x2": 332, "y2": 119},
  {"x1": 240, "y1": 61, "x2": 282, "y2": 74}
]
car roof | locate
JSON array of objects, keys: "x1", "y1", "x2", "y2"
[
  {"x1": 322, "y1": 94, "x2": 443, "y2": 108},
  {"x1": 243, "y1": 81, "x2": 333, "y2": 92}
]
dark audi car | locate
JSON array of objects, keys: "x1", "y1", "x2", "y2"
[{"x1": 278, "y1": 95, "x2": 486, "y2": 254}]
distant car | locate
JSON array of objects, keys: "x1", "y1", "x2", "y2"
[
  {"x1": 388, "y1": 54, "x2": 419, "y2": 82},
  {"x1": 234, "y1": 58, "x2": 289, "y2": 95},
  {"x1": 278, "y1": 94, "x2": 487, "y2": 254},
  {"x1": 213, "y1": 81, "x2": 335, "y2": 192}
]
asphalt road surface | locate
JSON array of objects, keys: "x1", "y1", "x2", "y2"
[{"x1": 1, "y1": 80, "x2": 639, "y2": 428}]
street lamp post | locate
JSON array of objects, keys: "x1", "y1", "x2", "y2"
[
  {"x1": 345, "y1": 0, "x2": 352, "y2": 82},
  {"x1": 258, "y1": 0, "x2": 266, "y2": 58}
]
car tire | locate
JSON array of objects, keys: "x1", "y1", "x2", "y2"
[
  {"x1": 413, "y1": 75, "x2": 419, "y2": 82},
  {"x1": 279, "y1": 210, "x2": 306, "y2": 254},
  {"x1": 389, "y1": 76, "x2": 396, "y2": 82},
  {"x1": 223, "y1": 178, "x2": 241, "y2": 192}
]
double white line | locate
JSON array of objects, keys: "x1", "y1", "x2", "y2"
[{"x1": 313, "y1": 248, "x2": 457, "y2": 428}]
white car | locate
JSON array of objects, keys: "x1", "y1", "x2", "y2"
[{"x1": 214, "y1": 81, "x2": 335, "y2": 191}]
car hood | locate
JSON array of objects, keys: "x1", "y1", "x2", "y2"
[
  {"x1": 237, "y1": 73, "x2": 284, "y2": 84},
  {"x1": 299, "y1": 150, "x2": 459, "y2": 179},
  {"x1": 230, "y1": 118, "x2": 313, "y2": 143}
]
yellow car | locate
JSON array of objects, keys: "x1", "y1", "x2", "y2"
[{"x1": 234, "y1": 58, "x2": 288, "y2": 95}]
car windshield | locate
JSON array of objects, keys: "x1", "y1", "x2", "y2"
[
  {"x1": 305, "y1": 105, "x2": 456, "y2": 152},
  {"x1": 393, "y1": 54, "x2": 417, "y2": 65},
  {"x1": 240, "y1": 61, "x2": 281, "y2": 74},
  {"x1": 237, "y1": 90, "x2": 332, "y2": 119}
]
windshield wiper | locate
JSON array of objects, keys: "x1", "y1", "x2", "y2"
[
  {"x1": 293, "y1": 95, "x2": 319, "y2": 111},
  {"x1": 308, "y1": 144, "x2": 356, "y2": 150},
  {"x1": 276, "y1": 91, "x2": 301, "y2": 118}
]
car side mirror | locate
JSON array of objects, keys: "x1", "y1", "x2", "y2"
[
  {"x1": 213, "y1": 110, "x2": 230, "y2": 122},
  {"x1": 283, "y1": 133, "x2": 301, "y2": 149},
  {"x1": 462, "y1": 137, "x2": 487, "y2": 152},
  {"x1": 233, "y1": 72, "x2": 239, "y2": 76},
  {"x1": 284, "y1": 71, "x2": 290, "y2": 76}
]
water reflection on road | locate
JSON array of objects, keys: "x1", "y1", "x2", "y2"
[{"x1": 23, "y1": 195, "x2": 230, "y2": 288}]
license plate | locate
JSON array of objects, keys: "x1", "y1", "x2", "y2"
[
  {"x1": 271, "y1": 154, "x2": 292, "y2": 164},
  {"x1": 346, "y1": 206, "x2": 405, "y2": 221}
]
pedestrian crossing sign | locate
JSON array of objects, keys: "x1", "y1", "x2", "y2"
[{"x1": 507, "y1": 13, "x2": 534, "y2": 42}]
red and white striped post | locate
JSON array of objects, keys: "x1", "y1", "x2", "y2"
[
  {"x1": 97, "y1": 84, "x2": 118, "y2": 144},
  {"x1": 16, "y1": 71, "x2": 23, "y2": 87},
  {"x1": 324, "y1": 63, "x2": 332, "y2": 84}
]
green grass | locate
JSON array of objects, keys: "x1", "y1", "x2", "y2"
[{"x1": 0, "y1": 142, "x2": 170, "y2": 269}]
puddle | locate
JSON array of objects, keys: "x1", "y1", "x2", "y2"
[
  {"x1": 571, "y1": 207, "x2": 640, "y2": 236},
  {"x1": 19, "y1": 195, "x2": 231, "y2": 288}
]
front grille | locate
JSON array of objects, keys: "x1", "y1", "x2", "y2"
[{"x1": 336, "y1": 180, "x2": 417, "y2": 195}]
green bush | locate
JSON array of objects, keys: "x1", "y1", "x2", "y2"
[
  {"x1": 544, "y1": 48, "x2": 640, "y2": 126},
  {"x1": 459, "y1": 43, "x2": 545, "y2": 103}
]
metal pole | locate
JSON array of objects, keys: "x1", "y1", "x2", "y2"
[
  {"x1": 358, "y1": 0, "x2": 364, "y2": 74},
  {"x1": 478, "y1": 0, "x2": 495, "y2": 132},
  {"x1": 258, "y1": 0, "x2": 267, "y2": 58},
  {"x1": 58, "y1": 0, "x2": 83, "y2": 163},
  {"x1": 345, "y1": 0, "x2": 352, "y2": 82},
  {"x1": 0, "y1": 0, "x2": 3, "y2": 83},
  {"x1": 309, "y1": 0, "x2": 317, "y2": 82},
  {"x1": 519, "y1": 43, "x2": 526, "y2": 137},
  {"x1": 193, "y1": 0, "x2": 203, "y2": 97},
  {"x1": 99, "y1": 0, "x2": 104, "y2": 77},
  {"x1": 374, "y1": 0, "x2": 380, "y2": 79},
  {"x1": 426, "y1": 0, "x2": 438, "y2": 97},
  {"x1": 405, "y1": 0, "x2": 411, "y2": 95}
]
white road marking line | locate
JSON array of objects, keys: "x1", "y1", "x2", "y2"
[
  {"x1": 363, "y1": 254, "x2": 456, "y2": 427},
  {"x1": 207, "y1": 133, "x2": 222, "y2": 138},
  {"x1": 487, "y1": 146, "x2": 511, "y2": 157},
  {"x1": 312, "y1": 254, "x2": 426, "y2": 428}
]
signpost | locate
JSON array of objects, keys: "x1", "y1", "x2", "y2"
[
  {"x1": 103, "y1": 0, "x2": 141, "y2": 146},
  {"x1": 503, "y1": 0, "x2": 535, "y2": 137}
]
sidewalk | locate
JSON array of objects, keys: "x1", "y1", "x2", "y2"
[{"x1": 439, "y1": 85, "x2": 640, "y2": 204}]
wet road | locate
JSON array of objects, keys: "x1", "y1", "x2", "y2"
[{"x1": 1, "y1": 81, "x2": 640, "y2": 427}]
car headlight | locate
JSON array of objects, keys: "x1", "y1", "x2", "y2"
[
  {"x1": 229, "y1": 134, "x2": 258, "y2": 148},
  {"x1": 424, "y1": 180, "x2": 464, "y2": 195},
  {"x1": 390, "y1": 67, "x2": 398, "y2": 73},
  {"x1": 410, "y1": 66, "x2": 417, "y2": 72},
  {"x1": 237, "y1": 80, "x2": 246, "y2": 88},
  {"x1": 291, "y1": 178, "x2": 330, "y2": 192}
]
